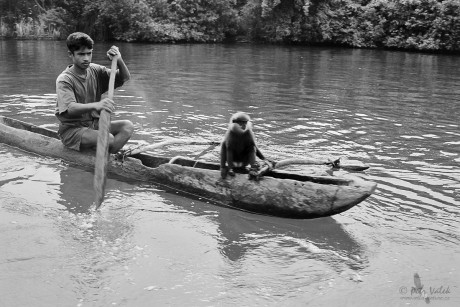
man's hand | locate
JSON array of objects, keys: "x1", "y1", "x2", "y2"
[
  {"x1": 107, "y1": 46, "x2": 121, "y2": 61},
  {"x1": 96, "y1": 98, "x2": 115, "y2": 113}
]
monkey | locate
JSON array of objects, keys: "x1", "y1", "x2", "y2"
[{"x1": 220, "y1": 112, "x2": 269, "y2": 179}]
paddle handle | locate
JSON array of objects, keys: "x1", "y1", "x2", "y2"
[
  {"x1": 274, "y1": 158, "x2": 369, "y2": 171},
  {"x1": 127, "y1": 140, "x2": 220, "y2": 156},
  {"x1": 94, "y1": 56, "x2": 119, "y2": 208}
]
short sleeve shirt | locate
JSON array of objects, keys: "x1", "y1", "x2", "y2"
[{"x1": 55, "y1": 63, "x2": 124, "y2": 126}]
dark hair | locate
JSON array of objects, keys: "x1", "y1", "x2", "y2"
[{"x1": 66, "y1": 32, "x2": 94, "y2": 53}]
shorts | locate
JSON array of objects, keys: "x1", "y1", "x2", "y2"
[{"x1": 58, "y1": 119, "x2": 99, "y2": 151}]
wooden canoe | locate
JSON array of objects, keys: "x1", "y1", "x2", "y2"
[{"x1": 0, "y1": 116, "x2": 377, "y2": 219}]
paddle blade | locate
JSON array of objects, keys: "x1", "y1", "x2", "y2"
[
  {"x1": 336, "y1": 160, "x2": 370, "y2": 171},
  {"x1": 93, "y1": 110, "x2": 111, "y2": 208}
]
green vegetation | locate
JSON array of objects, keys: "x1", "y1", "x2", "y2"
[{"x1": 1, "y1": 0, "x2": 460, "y2": 51}]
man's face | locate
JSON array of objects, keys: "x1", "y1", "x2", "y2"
[{"x1": 69, "y1": 46, "x2": 92, "y2": 70}]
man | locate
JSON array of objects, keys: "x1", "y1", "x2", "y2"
[{"x1": 55, "y1": 32, "x2": 134, "y2": 154}]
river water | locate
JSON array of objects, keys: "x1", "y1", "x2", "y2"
[{"x1": 0, "y1": 40, "x2": 458, "y2": 306}]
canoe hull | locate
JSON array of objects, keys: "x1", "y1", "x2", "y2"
[
  {"x1": 0, "y1": 116, "x2": 377, "y2": 218},
  {"x1": 154, "y1": 163, "x2": 375, "y2": 218}
]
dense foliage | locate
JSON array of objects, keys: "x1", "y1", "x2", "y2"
[{"x1": 1, "y1": 0, "x2": 460, "y2": 51}]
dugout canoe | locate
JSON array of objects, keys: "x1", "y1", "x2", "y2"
[{"x1": 0, "y1": 116, "x2": 377, "y2": 218}]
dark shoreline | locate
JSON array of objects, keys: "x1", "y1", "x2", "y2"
[
  {"x1": 2, "y1": 35, "x2": 460, "y2": 55},
  {"x1": 0, "y1": 35, "x2": 60, "y2": 41}
]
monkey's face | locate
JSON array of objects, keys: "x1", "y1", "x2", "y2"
[
  {"x1": 229, "y1": 120, "x2": 252, "y2": 134},
  {"x1": 228, "y1": 112, "x2": 252, "y2": 134},
  {"x1": 235, "y1": 120, "x2": 247, "y2": 130}
]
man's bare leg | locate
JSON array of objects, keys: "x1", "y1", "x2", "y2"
[
  {"x1": 80, "y1": 119, "x2": 134, "y2": 153},
  {"x1": 109, "y1": 120, "x2": 134, "y2": 153}
]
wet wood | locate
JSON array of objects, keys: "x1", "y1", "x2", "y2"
[
  {"x1": 275, "y1": 158, "x2": 370, "y2": 171},
  {"x1": 94, "y1": 56, "x2": 118, "y2": 208},
  {"x1": 0, "y1": 116, "x2": 377, "y2": 219}
]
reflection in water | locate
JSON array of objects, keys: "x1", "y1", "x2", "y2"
[
  {"x1": 0, "y1": 146, "x2": 147, "y2": 304},
  {"x1": 55, "y1": 207, "x2": 139, "y2": 304},
  {"x1": 132, "y1": 182, "x2": 367, "y2": 269},
  {"x1": 214, "y1": 209, "x2": 366, "y2": 272},
  {"x1": 58, "y1": 166, "x2": 95, "y2": 213}
]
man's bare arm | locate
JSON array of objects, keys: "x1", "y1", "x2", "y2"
[{"x1": 66, "y1": 98, "x2": 115, "y2": 116}]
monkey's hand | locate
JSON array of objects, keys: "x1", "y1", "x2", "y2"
[
  {"x1": 228, "y1": 168, "x2": 235, "y2": 177},
  {"x1": 326, "y1": 158, "x2": 341, "y2": 168}
]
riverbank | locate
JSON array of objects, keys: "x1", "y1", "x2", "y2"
[
  {"x1": 3, "y1": 0, "x2": 460, "y2": 52},
  {"x1": 3, "y1": 35, "x2": 460, "y2": 56}
]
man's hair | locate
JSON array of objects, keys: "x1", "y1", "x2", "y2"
[{"x1": 66, "y1": 32, "x2": 94, "y2": 53}]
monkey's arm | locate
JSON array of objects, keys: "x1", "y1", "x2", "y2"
[
  {"x1": 220, "y1": 142, "x2": 235, "y2": 169},
  {"x1": 227, "y1": 149, "x2": 235, "y2": 169},
  {"x1": 220, "y1": 142, "x2": 235, "y2": 178},
  {"x1": 220, "y1": 142, "x2": 227, "y2": 168},
  {"x1": 256, "y1": 146, "x2": 266, "y2": 160},
  {"x1": 255, "y1": 146, "x2": 275, "y2": 170}
]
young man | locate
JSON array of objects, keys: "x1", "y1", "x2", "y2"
[{"x1": 55, "y1": 32, "x2": 134, "y2": 154}]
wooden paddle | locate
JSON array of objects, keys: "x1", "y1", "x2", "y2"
[
  {"x1": 118, "y1": 140, "x2": 368, "y2": 172},
  {"x1": 274, "y1": 158, "x2": 369, "y2": 171},
  {"x1": 192, "y1": 142, "x2": 219, "y2": 160},
  {"x1": 94, "y1": 55, "x2": 119, "y2": 209},
  {"x1": 245, "y1": 157, "x2": 368, "y2": 181},
  {"x1": 121, "y1": 140, "x2": 221, "y2": 157}
]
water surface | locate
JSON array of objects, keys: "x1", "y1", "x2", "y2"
[{"x1": 0, "y1": 40, "x2": 458, "y2": 306}]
